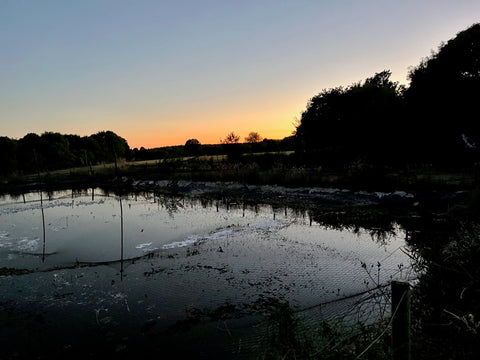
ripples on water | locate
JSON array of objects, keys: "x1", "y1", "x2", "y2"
[{"x1": 0, "y1": 188, "x2": 416, "y2": 358}]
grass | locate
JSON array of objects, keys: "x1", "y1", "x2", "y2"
[{"x1": 1, "y1": 149, "x2": 477, "y2": 198}]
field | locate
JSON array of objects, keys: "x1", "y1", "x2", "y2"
[{"x1": 3, "y1": 151, "x2": 475, "y2": 198}]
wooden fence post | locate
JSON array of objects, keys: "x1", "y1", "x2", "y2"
[{"x1": 391, "y1": 281, "x2": 411, "y2": 360}]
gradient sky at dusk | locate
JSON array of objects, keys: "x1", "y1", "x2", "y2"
[{"x1": 1, "y1": 1, "x2": 480, "y2": 149}]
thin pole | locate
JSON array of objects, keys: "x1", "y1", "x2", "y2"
[
  {"x1": 33, "y1": 148, "x2": 46, "y2": 263},
  {"x1": 40, "y1": 190, "x2": 46, "y2": 263},
  {"x1": 391, "y1": 281, "x2": 411, "y2": 360},
  {"x1": 119, "y1": 195, "x2": 124, "y2": 281}
]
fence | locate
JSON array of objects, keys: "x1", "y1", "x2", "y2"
[
  {"x1": 213, "y1": 279, "x2": 415, "y2": 359},
  {"x1": 1, "y1": 189, "x2": 416, "y2": 359}
]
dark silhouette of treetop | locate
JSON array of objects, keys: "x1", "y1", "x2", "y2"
[
  {"x1": 0, "y1": 136, "x2": 18, "y2": 176},
  {"x1": 294, "y1": 23, "x2": 480, "y2": 167},
  {"x1": 0, "y1": 131, "x2": 131, "y2": 175},
  {"x1": 222, "y1": 132, "x2": 240, "y2": 144},
  {"x1": 185, "y1": 139, "x2": 200, "y2": 146},
  {"x1": 245, "y1": 132, "x2": 263, "y2": 143},
  {"x1": 184, "y1": 138, "x2": 201, "y2": 156},
  {"x1": 406, "y1": 22, "x2": 480, "y2": 165},
  {"x1": 294, "y1": 70, "x2": 404, "y2": 165}
]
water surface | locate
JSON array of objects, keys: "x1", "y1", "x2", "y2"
[{"x1": 0, "y1": 188, "x2": 415, "y2": 358}]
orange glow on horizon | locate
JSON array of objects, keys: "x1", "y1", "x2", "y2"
[
  {"x1": 126, "y1": 125, "x2": 294, "y2": 149},
  {"x1": 120, "y1": 98, "x2": 304, "y2": 149}
]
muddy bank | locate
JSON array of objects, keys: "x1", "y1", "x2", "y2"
[{"x1": 131, "y1": 179, "x2": 467, "y2": 209}]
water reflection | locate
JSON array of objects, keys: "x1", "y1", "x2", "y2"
[
  {"x1": 0, "y1": 186, "x2": 425, "y2": 359},
  {"x1": 2, "y1": 184, "x2": 478, "y2": 357},
  {"x1": 157, "y1": 195, "x2": 184, "y2": 217},
  {"x1": 0, "y1": 189, "x2": 415, "y2": 265},
  {"x1": 0, "y1": 188, "x2": 414, "y2": 271}
]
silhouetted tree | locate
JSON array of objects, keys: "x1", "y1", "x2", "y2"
[
  {"x1": 406, "y1": 23, "x2": 480, "y2": 166},
  {"x1": 0, "y1": 131, "x2": 131, "y2": 176},
  {"x1": 295, "y1": 70, "x2": 404, "y2": 165},
  {"x1": 222, "y1": 132, "x2": 240, "y2": 144},
  {"x1": 39, "y1": 132, "x2": 75, "y2": 170},
  {"x1": 65, "y1": 134, "x2": 92, "y2": 166},
  {"x1": 17, "y1": 133, "x2": 42, "y2": 173},
  {"x1": 295, "y1": 23, "x2": 480, "y2": 168},
  {"x1": 245, "y1": 132, "x2": 262, "y2": 143},
  {"x1": 221, "y1": 132, "x2": 241, "y2": 161},
  {"x1": 184, "y1": 138, "x2": 201, "y2": 156},
  {"x1": 91, "y1": 131, "x2": 130, "y2": 163},
  {"x1": 0, "y1": 137, "x2": 18, "y2": 176},
  {"x1": 344, "y1": 71, "x2": 406, "y2": 163}
]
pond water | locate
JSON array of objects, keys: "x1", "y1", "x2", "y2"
[{"x1": 0, "y1": 188, "x2": 416, "y2": 358}]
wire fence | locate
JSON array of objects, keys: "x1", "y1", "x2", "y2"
[
  {"x1": 208, "y1": 275, "x2": 417, "y2": 359},
  {"x1": 1, "y1": 188, "x2": 418, "y2": 359}
]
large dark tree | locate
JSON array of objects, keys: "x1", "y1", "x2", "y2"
[
  {"x1": 296, "y1": 23, "x2": 480, "y2": 168},
  {"x1": 17, "y1": 133, "x2": 42, "y2": 173},
  {"x1": 245, "y1": 132, "x2": 262, "y2": 143},
  {"x1": 38, "y1": 132, "x2": 75, "y2": 170},
  {"x1": 406, "y1": 23, "x2": 480, "y2": 166},
  {"x1": 294, "y1": 86, "x2": 345, "y2": 156},
  {"x1": 90, "y1": 131, "x2": 130, "y2": 163},
  {"x1": 184, "y1": 138, "x2": 201, "y2": 156},
  {"x1": 0, "y1": 137, "x2": 18, "y2": 175},
  {"x1": 295, "y1": 70, "x2": 405, "y2": 165}
]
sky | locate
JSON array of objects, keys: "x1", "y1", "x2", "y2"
[{"x1": 1, "y1": 1, "x2": 480, "y2": 149}]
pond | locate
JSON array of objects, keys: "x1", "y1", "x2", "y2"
[{"x1": 0, "y1": 188, "x2": 416, "y2": 359}]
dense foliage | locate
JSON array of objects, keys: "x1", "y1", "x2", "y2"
[
  {"x1": 0, "y1": 131, "x2": 130, "y2": 175},
  {"x1": 405, "y1": 23, "x2": 480, "y2": 166},
  {"x1": 295, "y1": 23, "x2": 480, "y2": 168},
  {"x1": 295, "y1": 70, "x2": 405, "y2": 165}
]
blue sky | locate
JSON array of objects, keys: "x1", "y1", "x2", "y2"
[{"x1": 1, "y1": 0, "x2": 479, "y2": 148}]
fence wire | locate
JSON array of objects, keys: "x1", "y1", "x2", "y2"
[{"x1": 213, "y1": 275, "x2": 417, "y2": 359}]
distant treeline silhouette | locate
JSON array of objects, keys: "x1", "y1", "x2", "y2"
[
  {"x1": 0, "y1": 129, "x2": 294, "y2": 176},
  {"x1": 294, "y1": 23, "x2": 480, "y2": 168},
  {"x1": 0, "y1": 131, "x2": 130, "y2": 176},
  {"x1": 131, "y1": 137, "x2": 294, "y2": 162},
  {"x1": 2, "y1": 23, "x2": 479, "y2": 176}
]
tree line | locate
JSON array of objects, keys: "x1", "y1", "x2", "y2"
[
  {"x1": 0, "y1": 131, "x2": 130, "y2": 176},
  {"x1": 2, "y1": 23, "x2": 479, "y2": 176},
  {"x1": 132, "y1": 137, "x2": 295, "y2": 161},
  {"x1": 0, "y1": 128, "x2": 294, "y2": 176},
  {"x1": 294, "y1": 23, "x2": 480, "y2": 168}
]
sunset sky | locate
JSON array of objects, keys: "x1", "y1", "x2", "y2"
[{"x1": 1, "y1": 1, "x2": 480, "y2": 149}]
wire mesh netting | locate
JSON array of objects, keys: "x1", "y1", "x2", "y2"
[{"x1": 1, "y1": 188, "x2": 418, "y2": 359}]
